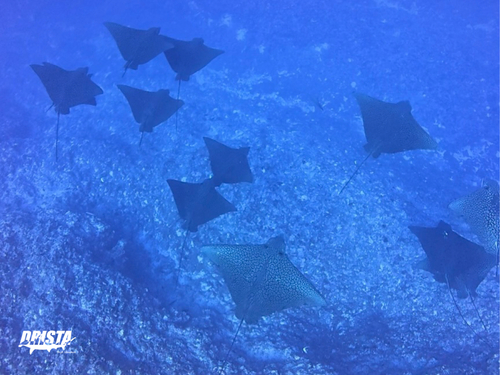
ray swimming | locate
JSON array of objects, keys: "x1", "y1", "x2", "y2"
[
  {"x1": 166, "y1": 137, "x2": 253, "y2": 286},
  {"x1": 203, "y1": 235, "x2": 326, "y2": 323},
  {"x1": 117, "y1": 84, "x2": 184, "y2": 145},
  {"x1": 104, "y1": 22, "x2": 173, "y2": 76},
  {"x1": 163, "y1": 37, "x2": 224, "y2": 82},
  {"x1": 409, "y1": 221, "x2": 495, "y2": 298},
  {"x1": 163, "y1": 37, "x2": 224, "y2": 129},
  {"x1": 409, "y1": 221, "x2": 495, "y2": 334},
  {"x1": 167, "y1": 137, "x2": 253, "y2": 232},
  {"x1": 202, "y1": 235, "x2": 326, "y2": 373},
  {"x1": 167, "y1": 177, "x2": 235, "y2": 287},
  {"x1": 31, "y1": 62, "x2": 103, "y2": 160},
  {"x1": 339, "y1": 93, "x2": 437, "y2": 194},
  {"x1": 204, "y1": 137, "x2": 253, "y2": 187},
  {"x1": 449, "y1": 179, "x2": 499, "y2": 257},
  {"x1": 167, "y1": 178, "x2": 236, "y2": 233}
]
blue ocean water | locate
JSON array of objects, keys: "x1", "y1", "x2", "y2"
[{"x1": 1, "y1": 0, "x2": 498, "y2": 374}]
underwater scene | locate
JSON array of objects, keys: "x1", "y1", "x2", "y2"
[{"x1": 1, "y1": 0, "x2": 499, "y2": 374}]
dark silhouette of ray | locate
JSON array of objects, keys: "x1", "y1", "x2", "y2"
[
  {"x1": 339, "y1": 93, "x2": 437, "y2": 194},
  {"x1": 204, "y1": 137, "x2": 253, "y2": 187},
  {"x1": 104, "y1": 22, "x2": 173, "y2": 76},
  {"x1": 202, "y1": 235, "x2": 326, "y2": 373},
  {"x1": 409, "y1": 221, "x2": 495, "y2": 335},
  {"x1": 163, "y1": 37, "x2": 224, "y2": 81},
  {"x1": 167, "y1": 178, "x2": 235, "y2": 288},
  {"x1": 30, "y1": 62, "x2": 103, "y2": 160},
  {"x1": 409, "y1": 221, "x2": 495, "y2": 298},
  {"x1": 167, "y1": 178, "x2": 235, "y2": 233},
  {"x1": 162, "y1": 37, "x2": 224, "y2": 129},
  {"x1": 117, "y1": 84, "x2": 183, "y2": 145}
]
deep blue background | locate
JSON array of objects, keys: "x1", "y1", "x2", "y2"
[{"x1": 0, "y1": 0, "x2": 498, "y2": 374}]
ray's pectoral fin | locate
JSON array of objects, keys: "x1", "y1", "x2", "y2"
[
  {"x1": 204, "y1": 137, "x2": 254, "y2": 186},
  {"x1": 202, "y1": 236, "x2": 325, "y2": 323},
  {"x1": 409, "y1": 222, "x2": 495, "y2": 297},
  {"x1": 30, "y1": 62, "x2": 103, "y2": 160},
  {"x1": 340, "y1": 92, "x2": 437, "y2": 194}
]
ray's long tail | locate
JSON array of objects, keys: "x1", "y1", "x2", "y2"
[
  {"x1": 173, "y1": 230, "x2": 189, "y2": 289},
  {"x1": 468, "y1": 289, "x2": 488, "y2": 333},
  {"x1": 338, "y1": 148, "x2": 375, "y2": 195},
  {"x1": 495, "y1": 242, "x2": 499, "y2": 278},
  {"x1": 175, "y1": 80, "x2": 181, "y2": 132},
  {"x1": 55, "y1": 112, "x2": 60, "y2": 161},
  {"x1": 217, "y1": 318, "x2": 245, "y2": 375}
]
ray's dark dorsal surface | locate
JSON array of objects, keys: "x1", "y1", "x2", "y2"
[
  {"x1": 449, "y1": 179, "x2": 500, "y2": 254},
  {"x1": 204, "y1": 137, "x2": 253, "y2": 187},
  {"x1": 104, "y1": 22, "x2": 173, "y2": 76},
  {"x1": 30, "y1": 62, "x2": 103, "y2": 160},
  {"x1": 117, "y1": 84, "x2": 184, "y2": 145},
  {"x1": 162, "y1": 37, "x2": 223, "y2": 129},
  {"x1": 409, "y1": 221, "x2": 495, "y2": 298},
  {"x1": 167, "y1": 178, "x2": 236, "y2": 233},
  {"x1": 202, "y1": 236, "x2": 326, "y2": 324},
  {"x1": 339, "y1": 92, "x2": 438, "y2": 194},
  {"x1": 163, "y1": 37, "x2": 224, "y2": 82},
  {"x1": 356, "y1": 93, "x2": 437, "y2": 157}
]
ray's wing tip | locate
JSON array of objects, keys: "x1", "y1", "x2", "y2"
[
  {"x1": 103, "y1": 22, "x2": 114, "y2": 31},
  {"x1": 200, "y1": 245, "x2": 212, "y2": 254},
  {"x1": 201, "y1": 245, "x2": 219, "y2": 261},
  {"x1": 408, "y1": 225, "x2": 422, "y2": 236},
  {"x1": 203, "y1": 136, "x2": 216, "y2": 147},
  {"x1": 30, "y1": 63, "x2": 46, "y2": 72},
  {"x1": 428, "y1": 138, "x2": 438, "y2": 150},
  {"x1": 104, "y1": 21, "x2": 119, "y2": 29},
  {"x1": 314, "y1": 293, "x2": 327, "y2": 306},
  {"x1": 448, "y1": 199, "x2": 462, "y2": 213}
]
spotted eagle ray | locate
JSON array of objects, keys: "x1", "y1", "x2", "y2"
[
  {"x1": 202, "y1": 235, "x2": 326, "y2": 323},
  {"x1": 117, "y1": 84, "x2": 184, "y2": 145},
  {"x1": 449, "y1": 179, "x2": 499, "y2": 254},
  {"x1": 409, "y1": 221, "x2": 495, "y2": 334},
  {"x1": 204, "y1": 137, "x2": 253, "y2": 187},
  {"x1": 162, "y1": 37, "x2": 224, "y2": 129},
  {"x1": 31, "y1": 62, "x2": 103, "y2": 160},
  {"x1": 202, "y1": 236, "x2": 325, "y2": 373},
  {"x1": 339, "y1": 93, "x2": 437, "y2": 194},
  {"x1": 104, "y1": 22, "x2": 173, "y2": 76}
]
